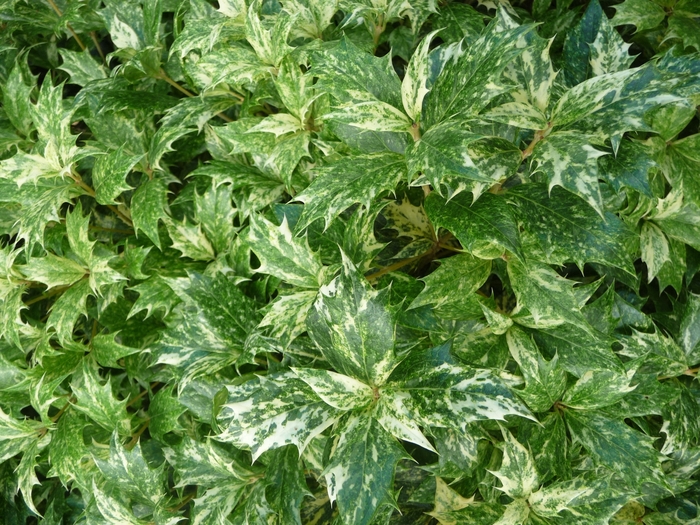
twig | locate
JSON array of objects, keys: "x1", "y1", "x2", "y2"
[
  {"x1": 125, "y1": 420, "x2": 150, "y2": 450},
  {"x1": 45, "y1": 0, "x2": 87, "y2": 51},
  {"x1": 89, "y1": 32, "x2": 106, "y2": 64},
  {"x1": 521, "y1": 122, "x2": 553, "y2": 160},
  {"x1": 157, "y1": 69, "x2": 235, "y2": 122},
  {"x1": 25, "y1": 285, "x2": 71, "y2": 306}
]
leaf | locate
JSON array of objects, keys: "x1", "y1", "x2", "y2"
[
  {"x1": 530, "y1": 131, "x2": 608, "y2": 216},
  {"x1": 292, "y1": 368, "x2": 374, "y2": 410},
  {"x1": 506, "y1": 327, "x2": 567, "y2": 412},
  {"x1": 94, "y1": 433, "x2": 166, "y2": 507},
  {"x1": 324, "y1": 414, "x2": 407, "y2": 525},
  {"x1": 217, "y1": 371, "x2": 341, "y2": 461},
  {"x1": 423, "y1": 10, "x2": 534, "y2": 127},
  {"x1": 0, "y1": 408, "x2": 43, "y2": 462},
  {"x1": 16, "y1": 439, "x2": 42, "y2": 515},
  {"x1": 508, "y1": 258, "x2": 595, "y2": 334},
  {"x1": 58, "y1": 49, "x2": 107, "y2": 87},
  {"x1": 307, "y1": 254, "x2": 398, "y2": 387},
  {"x1": 153, "y1": 272, "x2": 259, "y2": 386},
  {"x1": 506, "y1": 184, "x2": 635, "y2": 272},
  {"x1": 71, "y1": 359, "x2": 131, "y2": 435},
  {"x1": 166, "y1": 217, "x2": 216, "y2": 261},
  {"x1": 296, "y1": 153, "x2": 406, "y2": 231},
  {"x1": 247, "y1": 215, "x2": 324, "y2": 288},
  {"x1": 194, "y1": 181, "x2": 236, "y2": 255},
  {"x1": 92, "y1": 481, "x2": 145, "y2": 525},
  {"x1": 402, "y1": 30, "x2": 441, "y2": 122},
  {"x1": 131, "y1": 177, "x2": 169, "y2": 249},
  {"x1": 679, "y1": 293, "x2": 700, "y2": 366},
  {"x1": 45, "y1": 279, "x2": 91, "y2": 344},
  {"x1": 266, "y1": 445, "x2": 312, "y2": 525},
  {"x1": 47, "y1": 411, "x2": 91, "y2": 487},
  {"x1": 492, "y1": 425, "x2": 539, "y2": 498},
  {"x1": 3, "y1": 54, "x2": 35, "y2": 137},
  {"x1": 128, "y1": 275, "x2": 180, "y2": 320},
  {"x1": 20, "y1": 254, "x2": 86, "y2": 290},
  {"x1": 389, "y1": 346, "x2": 533, "y2": 430},
  {"x1": 92, "y1": 146, "x2": 141, "y2": 205},
  {"x1": 92, "y1": 333, "x2": 141, "y2": 369},
  {"x1": 565, "y1": 410, "x2": 668, "y2": 488},
  {"x1": 425, "y1": 192, "x2": 523, "y2": 260},
  {"x1": 409, "y1": 254, "x2": 491, "y2": 320},
  {"x1": 562, "y1": 370, "x2": 636, "y2": 409},
  {"x1": 612, "y1": 0, "x2": 666, "y2": 33}
]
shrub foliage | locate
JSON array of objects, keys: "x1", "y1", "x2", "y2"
[{"x1": 1, "y1": 0, "x2": 700, "y2": 523}]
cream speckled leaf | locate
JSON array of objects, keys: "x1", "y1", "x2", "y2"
[
  {"x1": 45, "y1": 279, "x2": 91, "y2": 344},
  {"x1": 562, "y1": 370, "x2": 636, "y2": 410},
  {"x1": 530, "y1": 131, "x2": 608, "y2": 216},
  {"x1": 71, "y1": 359, "x2": 131, "y2": 436},
  {"x1": 292, "y1": 367, "x2": 374, "y2": 410},
  {"x1": 641, "y1": 221, "x2": 671, "y2": 283},
  {"x1": 493, "y1": 498, "x2": 530, "y2": 525},
  {"x1": 425, "y1": 192, "x2": 523, "y2": 260},
  {"x1": 131, "y1": 177, "x2": 169, "y2": 249},
  {"x1": 0, "y1": 408, "x2": 43, "y2": 462},
  {"x1": 247, "y1": 215, "x2": 324, "y2": 288},
  {"x1": 258, "y1": 291, "x2": 318, "y2": 348},
  {"x1": 491, "y1": 425, "x2": 539, "y2": 499},
  {"x1": 482, "y1": 101, "x2": 548, "y2": 130},
  {"x1": 506, "y1": 327, "x2": 566, "y2": 413},
  {"x1": 92, "y1": 146, "x2": 141, "y2": 205},
  {"x1": 58, "y1": 49, "x2": 107, "y2": 87},
  {"x1": 506, "y1": 184, "x2": 635, "y2": 272},
  {"x1": 423, "y1": 10, "x2": 534, "y2": 127},
  {"x1": 588, "y1": 10, "x2": 634, "y2": 77},
  {"x1": 295, "y1": 153, "x2": 405, "y2": 230},
  {"x1": 324, "y1": 414, "x2": 407, "y2": 525},
  {"x1": 165, "y1": 217, "x2": 216, "y2": 262},
  {"x1": 325, "y1": 99, "x2": 412, "y2": 134},
  {"x1": 402, "y1": 29, "x2": 441, "y2": 122},
  {"x1": 508, "y1": 258, "x2": 596, "y2": 335},
  {"x1": 218, "y1": 372, "x2": 341, "y2": 461},
  {"x1": 565, "y1": 410, "x2": 668, "y2": 488},
  {"x1": 308, "y1": 254, "x2": 397, "y2": 387},
  {"x1": 20, "y1": 254, "x2": 86, "y2": 290},
  {"x1": 246, "y1": 113, "x2": 303, "y2": 137},
  {"x1": 375, "y1": 388, "x2": 435, "y2": 452},
  {"x1": 612, "y1": 0, "x2": 665, "y2": 33},
  {"x1": 92, "y1": 481, "x2": 146, "y2": 525}
]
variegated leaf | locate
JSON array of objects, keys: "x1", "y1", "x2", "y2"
[
  {"x1": 218, "y1": 372, "x2": 341, "y2": 461},
  {"x1": 292, "y1": 368, "x2": 374, "y2": 410}
]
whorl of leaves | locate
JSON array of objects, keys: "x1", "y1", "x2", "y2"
[{"x1": 0, "y1": 0, "x2": 699, "y2": 524}]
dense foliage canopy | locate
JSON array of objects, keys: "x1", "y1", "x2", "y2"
[{"x1": 1, "y1": 0, "x2": 700, "y2": 523}]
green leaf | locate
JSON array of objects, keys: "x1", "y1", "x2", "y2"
[
  {"x1": 247, "y1": 214, "x2": 324, "y2": 288},
  {"x1": 45, "y1": 279, "x2": 91, "y2": 344},
  {"x1": 506, "y1": 184, "x2": 635, "y2": 272},
  {"x1": 508, "y1": 258, "x2": 595, "y2": 334},
  {"x1": 562, "y1": 370, "x2": 636, "y2": 409},
  {"x1": 296, "y1": 153, "x2": 406, "y2": 231},
  {"x1": 3, "y1": 54, "x2": 35, "y2": 137},
  {"x1": 492, "y1": 425, "x2": 539, "y2": 499},
  {"x1": 266, "y1": 445, "x2": 312, "y2": 525},
  {"x1": 530, "y1": 131, "x2": 607, "y2": 216},
  {"x1": 292, "y1": 368, "x2": 374, "y2": 410},
  {"x1": 423, "y1": 10, "x2": 534, "y2": 127},
  {"x1": 324, "y1": 414, "x2": 407, "y2": 525},
  {"x1": 165, "y1": 216, "x2": 216, "y2": 261},
  {"x1": 679, "y1": 293, "x2": 700, "y2": 366},
  {"x1": 218, "y1": 371, "x2": 341, "y2": 461},
  {"x1": 16, "y1": 439, "x2": 42, "y2": 515},
  {"x1": 612, "y1": 0, "x2": 666, "y2": 32},
  {"x1": 71, "y1": 359, "x2": 131, "y2": 435},
  {"x1": 425, "y1": 192, "x2": 523, "y2": 260},
  {"x1": 20, "y1": 254, "x2": 86, "y2": 290},
  {"x1": 506, "y1": 327, "x2": 566, "y2": 413},
  {"x1": 131, "y1": 177, "x2": 169, "y2": 249},
  {"x1": 194, "y1": 180, "x2": 236, "y2": 255},
  {"x1": 128, "y1": 275, "x2": 180, "y2": 320},
  {"x1": 92, "y1": 333, "x2": 141, "y2": 369},
  {"x1": 92, "y1": 146, "x2": 141, "y2": 205},
  {"x1": 565, "y1": 410, "x2": 668, "y2": 488},
  {"x1": 47, "y1": 411, "x2": 91, "y2": 487},
  {"x1": 409, "y1": 254, "x2": 491, "y2": 320},
  {"x1": 307, "y1": 254, "x2": 397, "y2": 387}
]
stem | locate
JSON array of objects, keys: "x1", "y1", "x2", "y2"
[
  {"x1": 25, "y1": 285, "x2": 71, "y2": 306},
  {"x1": 169, "y1": 492, "x2": 196, "y2": 512},
  {"x1": 50, "y1": 396, "x2": 75, "y2": 423},
  {"x1": 521, "y1": 122, "x2": 553, "y2": 160},
  {"x1": 125, "y1": 420, "x2": 150, "y2": 450},
  {"x1": 410, "y1": 122, "x2": 421, "y2": 142},
  {"x1": 69, "y1": 169, "x2": 134, "y2": 227},
  {"x1": 372, "y1": 14, "x2": 386, "y2": 50},
  {"x1": 367, "y1": 253, "x2": 425, "y2": 282},
  {"x1": 45, "y1": 0, "x2": 87, "y2": 51},
  {"x1": 90, "y1": 32, "x2": 106, "y2": 64},
  {"x1": 157, "y1": 69, "x2": 235, "y2": 123}
]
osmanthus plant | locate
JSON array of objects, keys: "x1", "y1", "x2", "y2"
[{"x1": 0, "y1": 0, "x2": 700, "y2": 524}]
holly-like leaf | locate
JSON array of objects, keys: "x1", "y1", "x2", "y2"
[
  {"x1": 131, "y1": 177, "x2": 169, "y2": 249},
  {"x1": 292, "y1": 368, "x2": 374, "y2": 410},
  {"x1": 296, "y1": 153, "x2": 406, "y2": 231},
  {"x1": 92, "y1": 146, "x2": 141, "y2": 205},
  {"x1": 218, "y1": 372, "x2": 341, "y2": 461},
  {"x1": 612, "y1": 0, "x2": 666, "y2": 33},
  {"x1": 324, "y1": 414, "x2": 407, "y2": 525},
  {"x1": 425, "y1": 192, "x2": 523, "y2": 260},
  {"x1": 307, "y1": 254, "x2": 398, "y2": 387},
  {"x1": 492, "y1": 425, "x2": 539, "y2": 499}
]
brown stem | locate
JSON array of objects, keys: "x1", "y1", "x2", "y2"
[
  {"x1": 45, "y1": 0, "x2": 87, "y2": 51},
  {"x1": 366, "y1": 253, "x2": 425, "y2": 282},
  {"x1": 521, "y1": 122, "x2": 553, "y2": 160},
  {"x1": 410, "y1": 122, "x2": 421, "y2": 142},
  {"x1": 372, "y1": 14, "x2": 386, "y2": 50},
  {"x1": 157, "y1": 69, "x2": 235, "y2": 122},
  {"x1": 25, "y1": 285, "x2": 71, "y2": 306},
  {"x1": 89, "y1": 32, "x2": 106, "y2": 64},
  {"x1": 125, "y1": 420, "x2": 150, "y2": 450},
  {"x1": 169, "y1": 492, "x2": 196, "y2": 512}
]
